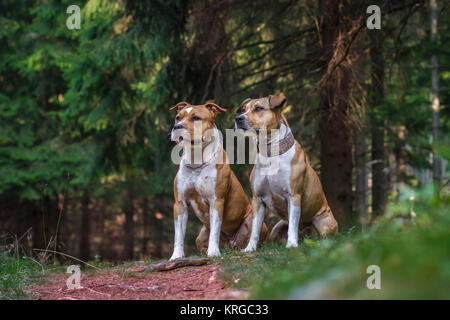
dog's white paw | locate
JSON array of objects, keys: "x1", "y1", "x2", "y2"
[
  {"x1": 286, "y1": 241, "x2": 298, "y2": 248},
  {"x1": 207, "y1": 247, "x2": 221, "y2": 257},
  {"x1": 169, "y1": 251, "x2": 184, "y2": 261},
  {"x1": 242, "y1": 244, "x2": 257, "y2": 253}
]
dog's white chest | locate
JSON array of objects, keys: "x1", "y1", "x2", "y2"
[
  {"x1": 177, "y1": 164, "x2": 217, "y2": 204},
  {"x1": 253, "y1": 147, "x2": 295, "y2": 215}
]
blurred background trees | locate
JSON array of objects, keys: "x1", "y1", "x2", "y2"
[{"x1": 0, "y1": 0, "x2": 448, "y2": 261}]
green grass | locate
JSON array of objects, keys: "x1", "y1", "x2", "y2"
[
  {"x1": 0, "y1": 255, "x2": 44, "y2": 299},
  {"x1": 217, "y1": 185, "x2": 450, "y2": 299}
]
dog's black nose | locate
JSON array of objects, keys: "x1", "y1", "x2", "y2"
[
  {"x1": 173, "y1": 123, "x2": 184, "y2": 130},
  {"x1": 235, "y1": 114, "x2": 246, "y2": 122}
]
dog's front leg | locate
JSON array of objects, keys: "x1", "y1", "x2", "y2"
[
  {"x1": 286, "y1": 195, "x2": 301, "y2": 248},
  {"x1": 207, "y1": 198, "x2": 224, "y2": 257},
  {"x1": 170, "y1": 201, "x2": 188, "y2": 261},
  {"x1": 243, "y1": 198, "x2": 265, "y2": 252}
]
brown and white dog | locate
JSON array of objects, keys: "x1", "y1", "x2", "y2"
[
  {"x1": 169, "y1": 101, "x2": 267, "y2": 260},
  {"x1": 235, "y1": 95, "x2": 338, "y2": 251}
]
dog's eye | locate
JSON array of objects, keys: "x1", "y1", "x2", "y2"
[
  {"x1": 254, "y1": 106, "x2": 264, "y2": 112},
  {"x1": 191, "y1": 116, "x2": 201, "y2": 121},
  {"x1": 175, "y1": 116, "x2": 180, "y2": 121}
]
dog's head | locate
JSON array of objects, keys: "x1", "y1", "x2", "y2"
[
  {"x1": 170, "y1": 101, "x2": 226, "y2": 146},
  {"x1": 235, "y1": 94, "x2": 287, "y2": 133}
]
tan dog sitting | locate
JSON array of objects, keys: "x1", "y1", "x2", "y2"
[
  {"x1": 169, "y1": 101, "x2": 267, "y2": 260},
  {"x1": 234, "y1": 95, "x2": 338, "y2": 251}
]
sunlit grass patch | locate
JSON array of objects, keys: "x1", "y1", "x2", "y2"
[{"x1": 218, "y1": 186, "x2": 450, "y2": 299}]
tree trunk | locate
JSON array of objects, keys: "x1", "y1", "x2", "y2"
[
  {"x1": 56, "y1": 193, "x2": 68, "y2": 257},
  {"x1": 370, "y1": 31, "x2": 387, "y2": 216},
  {"x1": 141, "y1": 196, "x2": 149, "y2": 256},
  {"x1": 151, "y1": 197, "x2": 164, "y2": 258},
  {"x1": 36, "y1": 196, "x2": 58, "y2": 250},
  {"x1": 184, "y1": 0, "x2": 231, "y2": 104},
  {"x1": 32, "y1": 204, "x2": 45, "y2": 250},
  {"x1": 318, "y1": 0, "x2": 355, "y2": 229},
  {"x1": 123, "y1": 185, "x2": 135, "y2": 260},
  {"x1": 79, "y1": 190, "x2": 90, "y2": 261},
  {"x1": 430, "y1": 0, "x2": 441, "y2": 192},
  {"x1": 98, "y1": 198, "x2": 106, "y2": 261},
  {"x1": 395, "y1": 124, "x2": 408, "y2": 187},
  {"x1": 354, "y1": 126, "x2": 368, "y2": 227}
]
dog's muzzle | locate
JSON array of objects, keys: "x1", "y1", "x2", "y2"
[
  {"x1": 235, "y1": 114, "x2": 249, "y2": 130},
  {"x1": 171, "y1": 124, "x2": 188, "y2": 143}
]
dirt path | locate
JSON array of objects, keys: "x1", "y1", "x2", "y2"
[{"x1": 28, "y1": 263, "x2": 247, "y2": 300}]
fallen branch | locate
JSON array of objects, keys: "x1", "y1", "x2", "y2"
[{"x1": 138, "y1": 258, "x2": 212, "y2": 273}]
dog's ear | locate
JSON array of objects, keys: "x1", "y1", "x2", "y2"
[
  {"x1": 268, "y1": 95, "x2": 287, "y2": 110},
  {"x1": 236, "y1": 98, "x2": 251, "y2": 113},
  {"x1": 170, "y1": 101, "x2": 189, "y2": 112},
  {"x1": 205, "y1": 103, "x2": 226, "y2": 115}
]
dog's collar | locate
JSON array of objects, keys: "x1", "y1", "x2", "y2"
[
  {"x1": 257, "y1": 130, "x2": 295, "y2": 157},
  {"x1": 185, "y1": 160, "x2": 210, "y2": 170},
  {"x1": 183, "y1": 130, "x2": 221, "y2": 169}
]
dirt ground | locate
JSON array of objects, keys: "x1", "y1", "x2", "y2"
[{"x1": 27, "y1": 263, "x2": 248, "y2": 300}]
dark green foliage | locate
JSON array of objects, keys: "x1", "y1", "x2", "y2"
[{"x1": 0, "y1": 0, "x2": 87, "y2": 200}]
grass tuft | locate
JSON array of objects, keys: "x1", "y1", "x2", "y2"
[{"x1": 0, "y1": 255, "x2": 43, "y2": 299}]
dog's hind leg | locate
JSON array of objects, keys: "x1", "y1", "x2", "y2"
[
  {"x1": 268, "y1": 220, "x2": 288, "y2": 242},
  {"x1": 312, "y1": 208, "x2": 339, "y2": 237},
  {"x1": 232, "y1": 210, "x2": 268, "y2": 249},
  {"x1": 259, "y1": 221, "x2": 268, "y2": 246},
  {"x1": 269, "y1": 220, "x2": 319, "y2": 243},
  {"x1": 195, "y1": 226, "x2": 209, "y2": 254},
  {"x1": 196, "y1": 226, "x2": 236, "y2": 253}
]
